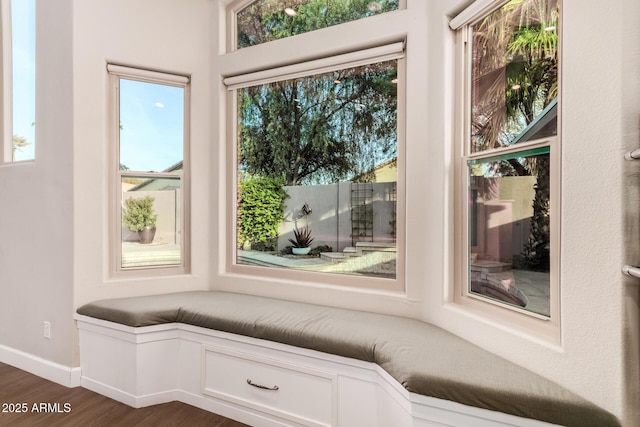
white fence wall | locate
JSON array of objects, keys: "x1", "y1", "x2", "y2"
[{"x1": 278, "y1": 182, "x2": 396, "y2": 252}]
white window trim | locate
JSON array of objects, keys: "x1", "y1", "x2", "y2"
[
  {"x1": 225, "y1": 0, "x2": 252, "y2": 52},
  {"x1": 224, "y1": 41, "x2": 405, "y2": 90},
  {"x1": 108, "y1": 64, "x2": 191, "y2": 278},
  {"x1": 225, "y1": 46, "x2": 407, "y2": 293},
  {"x1": 449, "y1": 0, "x2": 509, "y2": 30},
  {"x1": 452, "y1": 4, "x2": 562, "y2": 343}
]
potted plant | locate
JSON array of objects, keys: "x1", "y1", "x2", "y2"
[
  {"x1": 123, "y1": 196, "x2": 157, "y2": 244},
  {"x1": 288, "y1": 226, "x2": 314, "y2": 255}
]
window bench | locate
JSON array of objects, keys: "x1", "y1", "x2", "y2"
[{"x1": 75, "y1": 291, "x2": 619, "y2": 427}]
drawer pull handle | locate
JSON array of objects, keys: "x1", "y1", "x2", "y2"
[{"x1": 246, "y1": 379, "x2": 279, "y2": 391}]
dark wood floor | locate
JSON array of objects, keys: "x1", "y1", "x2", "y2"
[{"x1": 0, "y1": 362, "x2": 249, "y2": 427}]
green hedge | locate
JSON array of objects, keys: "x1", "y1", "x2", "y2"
[{"x1": 238, "y1": 177, "x2": 288, "y2": 251}]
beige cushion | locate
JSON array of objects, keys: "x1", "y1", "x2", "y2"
[{"x1": 77, "y1": 291, "x2": 620, "y2": 427}]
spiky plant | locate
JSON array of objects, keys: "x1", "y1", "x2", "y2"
[{"x1": 288, "y1": 226, "x2": 314, "y2": 248}]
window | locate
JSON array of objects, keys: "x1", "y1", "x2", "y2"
[
  {"x1": 1, "y1": 0, "x2": 36, "y2": 163},
  {"x1": 233, "y1": 0, "x2": 401, "y2": 50},
  {"x1": 225, "y1": 0, "x2": 406, "y2": 289},
  {"x1": 455, "y1": 0, "x2": 560, "y2": 326},
  {"x1": 108, "y1": 65, "x2": 190, "y2": 275}
]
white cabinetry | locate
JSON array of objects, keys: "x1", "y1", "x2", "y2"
[
  {"x1": 202, "y1": 346, "x2": 337, "y2": 427},
  {"x1": 75, "y1": 315, "x2": 557, "y2": 427}
]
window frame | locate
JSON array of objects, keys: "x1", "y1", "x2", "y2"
[
  {"x1": 452, "y1": 1, "x2": 562, "y2": 342},
  {"x1": 108, "y1": 64, "x2": 191, "y2": 277},
  {"x1": 226, "y1": 0, "x2": 406, "y2": 53},
  {"x1": 224, "y1": 42, "x2": 407, "y2": 292}
]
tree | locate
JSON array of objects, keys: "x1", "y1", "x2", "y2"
[
  {"x1": 236, "y1": 0, "x2": 398, "y2": 186},
  {"x1": 239, "y1": 61, "x2": 397, "y2": 186},
  {"x1": 520, "y1": 155, "x2": 550, "y2": 271},
  {"x1": 12, "y1": 135, "x2": 31, "y2": 156},
  {"x1": 472, "y1": 0, "x2": 558, "y2": 153},
  {"x1": 237, "y1": 0, "x2": 399, "y2": 49}
]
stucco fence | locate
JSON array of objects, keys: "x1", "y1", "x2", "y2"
[{"x1": 278, "y1": 182, "x2": 396, "y2": 253}]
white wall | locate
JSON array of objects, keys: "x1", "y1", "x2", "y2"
[
  {"x1": 0, "y1": 0, "x2": 213, "y2": 378},
  {"x1": 71, "y1": 0, "x2": 212, "y2": 322},
  {"x1": 0, "y1": 0, "x2": 75, "y2": 368}
]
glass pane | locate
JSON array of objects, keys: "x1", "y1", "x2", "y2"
[
  {"x1": 237, "y1": 0, "x2": 400, "y2": 49},
  {"x1": 121, "y1": 176, "x2": 182, "y2": 268},
  {"x1": 236, "y1": 60, "x2": 398, "y2": 279},
  {"x1": 471, "y1": 0, "x2": 559, "y2": 153},
  {"x1": 468, "y1": 148, "x2": 550, "y2": 317},
  {"x1": 11, "y1": 0, "x2": 36, "y2": 161},
  {"x1": 119, "y1": 79, "x2": 184, "y2": 172}
]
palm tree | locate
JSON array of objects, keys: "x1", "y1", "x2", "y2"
[
  {"x1": 471, "y1": 0, "x2": 559, "y2": 154},
  {"x1": 12, "y1": 135, "x2": 31, "y2": 160}
]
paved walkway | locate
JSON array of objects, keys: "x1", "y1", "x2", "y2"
[
  {"x1": 122, "y1": 242, "x2": 180, "y2": 267},
  {"x1": 240, "y1": 250, "x2": 548, "y2": 315},
  {"x1": 238, "y1": 250, "x2": 396, "y2": 278}
]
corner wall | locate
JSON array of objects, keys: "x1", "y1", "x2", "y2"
[
  {"x1": 0, "y1": 0, "x2": 75, "y2": 370},
  {"x1": 71, "y1": 0, "x2": 213, "y2": 318},
  {"x1": 1, "y1": 0, "x2": 214, "y2": 382}
]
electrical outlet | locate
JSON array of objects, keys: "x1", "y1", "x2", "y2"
[{"x1": 43, "y1": 321, "x2": 51, "y2": 339}]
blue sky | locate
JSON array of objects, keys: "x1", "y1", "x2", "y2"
[
  {"x1": 11, "y1": 0, "x2": 36, "y2": 161},
  {"x1": 119, "y1": 79, "x2": 184, "y2": 173}
]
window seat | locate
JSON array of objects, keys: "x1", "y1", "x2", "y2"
[{"x1": 75, "y1": 291, "x2": 619, "y2": 427}]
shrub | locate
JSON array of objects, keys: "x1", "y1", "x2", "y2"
[
  {"x1": 309, "y1": 245, "x2": 332, "y2": 256},
  {"x1": 238, "y1": 177, "x2": 288, "y2": 250},
  {"x1": 123, "y1": 196, "x2": 157, "y2": 232}
]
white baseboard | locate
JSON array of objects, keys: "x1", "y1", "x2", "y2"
[
  {"x1": 0, "y1": 344, "x2": 81, "y2": 388},
  {"x1": 176, "y1": 389, "x2": 295, "y2": 427},
  {"x1": 81, "y1": 377, "x2": 140, "y2": 407},
  {"x1": 82, "y1": 372, "x2": 299, "y2": 426},
  {"x1": 80, "y1": 376, "x2": 178, "y2": 408}
]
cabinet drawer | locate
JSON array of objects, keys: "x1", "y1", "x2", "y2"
[{"x1": 203, "y1": 345, "x2": 337, "y2": 427}]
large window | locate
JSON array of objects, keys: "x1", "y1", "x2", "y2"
[
  {"x1": 109, "y1": 65, "x2": 190, "y2": 275},
  {"x1": 233, "y1": 0, "x2": 401, "y2": 50},
  {"x1": 227, "y1": 37, "x2": 404, "y2": 286},
  {"x1": 456, "y1": 0, "x2": 560, "y2": 323},
  {"x1": 1, "y1": 0, "x2": 36, "y2": 163}
]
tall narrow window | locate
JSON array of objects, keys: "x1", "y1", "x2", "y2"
[
  {"x1": 109, "y1": 65, "x2": 190, "y2": 274},
  {"x1": 2, "y1": 0, "x2": 36, "y2": 162},
  {"x1": 458, "y1": 0, "x2": 559, "y2": 320}
]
